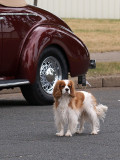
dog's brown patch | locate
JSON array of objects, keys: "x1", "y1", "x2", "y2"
[{"x1": 69, "y1": 91, "x2": 85, "y2": 109}]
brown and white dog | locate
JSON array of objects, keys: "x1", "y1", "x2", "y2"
[{"x1": 53, "y1": 80, "x2": 108, "y2": 137}]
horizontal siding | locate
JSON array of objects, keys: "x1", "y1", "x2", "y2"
[{"x1": 26, "y1": 0, "x2": 120, "y2": 19}]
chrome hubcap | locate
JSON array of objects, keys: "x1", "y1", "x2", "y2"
[
  {"x1": 46, "y1": 68, "x2": 55, "y2": 82},
  {"x1": 40, "y1": 56, "x2": 62, "y2": 94}
]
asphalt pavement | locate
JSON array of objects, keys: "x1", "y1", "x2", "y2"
[{"x1": 0, "y1": 87, "x2": 120, "y2": 160}]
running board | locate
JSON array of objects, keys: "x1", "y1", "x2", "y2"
[{"x1": 0, "y1": 79, "x2": 30, "y2": 88}]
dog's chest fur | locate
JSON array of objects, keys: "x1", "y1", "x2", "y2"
[{"x1": 56, "y1": 95, "x2": 71, "y2": 123}]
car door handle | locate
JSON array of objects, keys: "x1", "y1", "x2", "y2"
[{"x1": 0, "y1": 17, "x2": 4, "y2": 20}]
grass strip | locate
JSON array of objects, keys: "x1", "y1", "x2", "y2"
[{"x1": 87, "y1": 62, "x2": 120, "y2": 77}]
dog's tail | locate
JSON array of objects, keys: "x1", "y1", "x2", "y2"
[{"x1": 95, "y1": 104, "x2": 108, "y2": 121}]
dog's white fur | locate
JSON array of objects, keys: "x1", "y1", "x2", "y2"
[{"x1": 53, "y1": 80, "x2": 108, "y2": 137}]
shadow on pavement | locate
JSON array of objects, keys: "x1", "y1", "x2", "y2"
[{"x1": 0, "y1": 100, "x2": 28, "y2": 106}]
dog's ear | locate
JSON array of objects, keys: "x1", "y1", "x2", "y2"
[
  {"x1": 53, "y1": 80, "x2": 62, "y2": 99},
  {"x1": 69, "y1": 80, "x2": 75, "y2": 98}
]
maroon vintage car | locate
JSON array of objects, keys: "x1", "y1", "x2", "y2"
[{"x1": 0, "y1": 0, "x2": 95, "y2": 105}]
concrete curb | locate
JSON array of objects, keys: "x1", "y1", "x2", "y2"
[
  {"x1": 0, "y1": 75, "x2": 120, "y2": 95},
  {"x1": 70, "y1": 75, "x2": 120, "y2": 89}
]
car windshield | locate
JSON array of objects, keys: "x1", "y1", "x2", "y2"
[{"x1": 0, "y1": 0, "x2": 27, "y2": 7}]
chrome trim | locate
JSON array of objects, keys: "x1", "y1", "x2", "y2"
[
  {"x1": 0, "y1": 17, "x2": 4, "y2": 20},
  {"x1": 0, "y1": 13, "x2": 37, "y2": 16},
  {"x1": 0, "y1": 80, "x2": 30, "y2": 87}
]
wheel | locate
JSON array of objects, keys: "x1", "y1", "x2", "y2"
[{"x1": 21, "y1": 46, "x2": 68, "y2": 105}]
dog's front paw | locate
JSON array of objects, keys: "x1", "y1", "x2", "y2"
[
  {"x1": 65, "y1": 131, "x2": 72, "y2": 137},
  {"x1": 56, "y1": 132, "x2": 64, "y2": 137},
  {"x1": 91, "y1": 131, "x2": 98, "y2": 135}
]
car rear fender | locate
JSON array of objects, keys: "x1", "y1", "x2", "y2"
[{"x1": 18, "y1": 25, "x2": 90, "y2": 83}]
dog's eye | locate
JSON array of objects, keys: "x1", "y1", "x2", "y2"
[{"x1": 60, "y1": 85, "x2": 65, "y2": 88}]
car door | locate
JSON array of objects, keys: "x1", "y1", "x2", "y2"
[
  {"x1": 0, "y1": 12, "x2": 39, "y2": 77},
  {"x1": 1, "y1": 14, "x2": 26, "y2": 76}
]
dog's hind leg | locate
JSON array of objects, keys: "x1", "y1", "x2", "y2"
[
  {"x1": 76, "y1": 115, "x2": 85, "y2": 134},
  {"x1": 87, "y1": 108, "x2": 100, "y2": 135}
]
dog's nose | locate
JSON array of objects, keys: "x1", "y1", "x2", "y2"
[{"x1": 65, "y1": 88, "x2": 69, "y2": 92}]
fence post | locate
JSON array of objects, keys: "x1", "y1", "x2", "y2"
[{"x1": 34, "y1": 0, "x2": 37, "y2": 6}]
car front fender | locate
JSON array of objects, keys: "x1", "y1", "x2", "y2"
[{"x1": 18, "y1": 25, "x2": 90, "y2": 83}]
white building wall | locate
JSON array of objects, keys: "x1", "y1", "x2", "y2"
[{"x1": 26, "y1": 0, "x2": 120, "y2": 19}]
